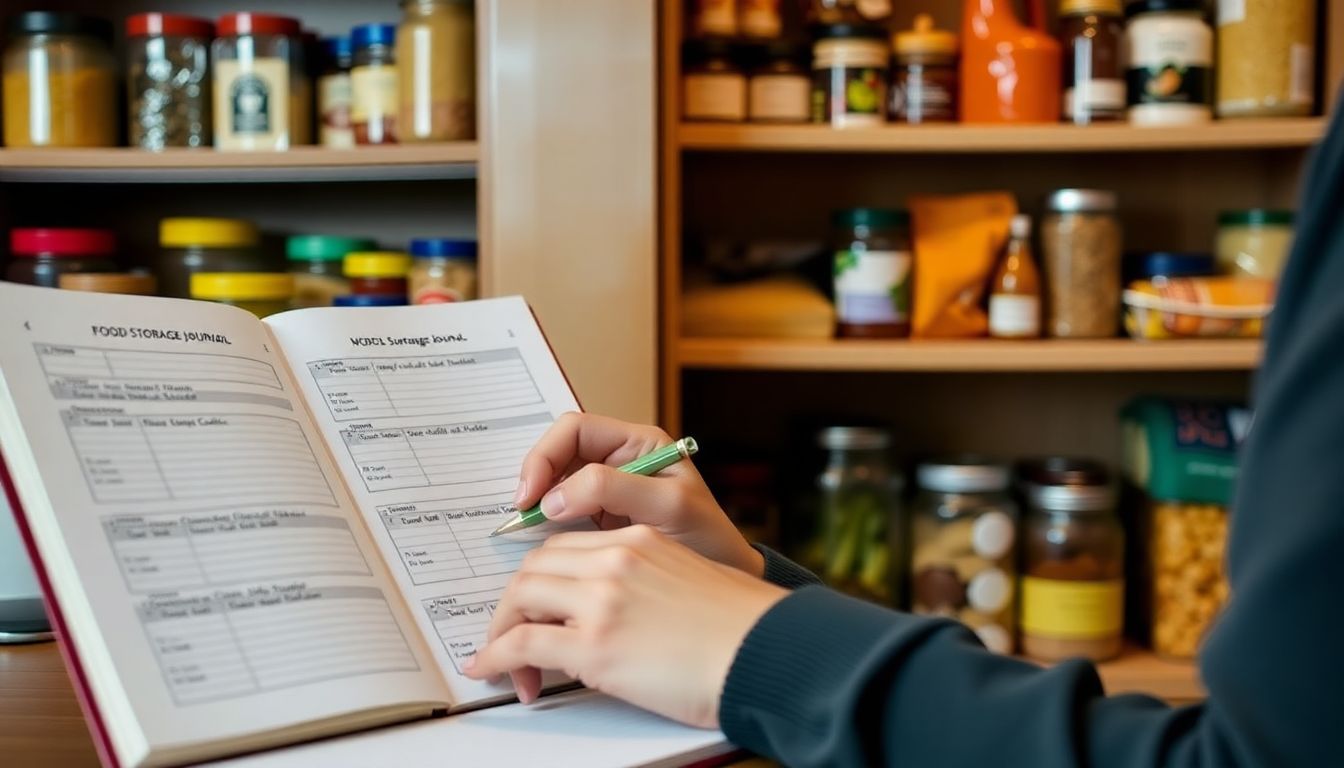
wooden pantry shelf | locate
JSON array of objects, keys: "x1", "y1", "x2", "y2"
[
  {"x1": 677, "y1": 338, "x2": 1263, "y2": 373},
  {"x1": 0, "y1": 143, "x2": 479, "y2": 183},
  {"x1": 1074, "y1": 646, "x2": 1205, "y2": 704},
  {"x1": 678, "y1": 118, "x2": 1326, "y2": 154}
]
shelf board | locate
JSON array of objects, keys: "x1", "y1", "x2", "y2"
[
  {"x1": 678, "y1": 118, "x2": 1326, "y2": 154},
  {"x1": 1064, "y1": 646, "x2": 1205, "y2": 703},
  {"x1": 677, "y1": 337, "x2": 1263, "y2": 373},
  {"x1": 0, "y1": 143, "x2": 479, "y2": 183}
]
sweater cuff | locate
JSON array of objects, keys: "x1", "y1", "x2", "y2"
[{"x1": 753, "y1": 544, "x2": 822, "y2": 589}]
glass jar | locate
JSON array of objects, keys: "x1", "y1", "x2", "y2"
[
  {"x1": 334, "y1": 293, "x2": 408, "y2": 307},
  {"x1": 1215, "y1": 210, "x2": 1294, "y2": 280},
  {"x1": 351, "y1": 24, "x2": 399, "y2": 145},
  {"x1": 398, "y1": 0, "x2": 476, "y2": 142},
  {"x1": 1060, "y1": 0, "x2": 1125, "y2": 124},
  {"x1": 345, "y1": 251, "x2": 411, "y2": 295},
  {"x1": 1041, "y1": 189, "x2": 1122, "y2": 338},
  {"x1": 809, "y1": 427, "x2": 903, "y2": 605},
  {"x1": 317, "y1": 36, "x2": 355, "y2": 148},
  {"x1": 911, "y1": 458, "x2": 1017, "y2": 654},
  {"x1": 213, "y1": 13, "x2": 304, "y2": 150},
  {"x1": 126, "y1": 13, "x2": 213, "y2": 150},
  {"x1": 692, "y1": 0, "x2": 738, "y2": 37},
  {"x1": 157, "y1": 218, "x2": 264, "y2": 299},
  {"x1": 191, "y1": 273, "x2": 294, "y2": 318},
  {"x1": 683, "y1": 39, "x2": 746, "y2": 122},
  {"x1": 1125, "y1": 0, "x2": 1213, "y2": 126},
  {"x1": 6, "y1": 229, "x2": 118, "y2": 288},
  {"x1": 748, "y1": 42, "x2": 810, "y2": 123},
  {"x1": 832, "y1": 208, "x2": 911, "y2": 338},
  {"x1": 1019, "y1": 458, "x2": 1124, "y2": 663},
  {"x1": 890, "y1": 14, "x2": 958, "y2": 124},
  {"x1": 287, "y1": 235, "x2": 373, "y2": 309},
  {"x1": 1217, "y1": 0, "x2": 1313, "y2": 118},
  {"x1": 409, "y1": 238, "x2": 478, "y2": 304},
  {"x1": 1, "y1": 12, "x2": 116, "y2": 148},
  {"x1": 812, "y1": 24, "x2": 888, "y2": 127},
  {"x1": 740, "y1": 0, "x2": 782, "y2": 39},
  {"x1": 59, "y1": 272, "x2": 157, "y2": 295}
]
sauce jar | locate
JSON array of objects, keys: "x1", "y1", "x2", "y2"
[
  {"x1": 7, "y1": 228, "x2": 118, "y2": 288},
  {"x1": 832, "y1": 208, "x2": 911, "y2": 338},
  {"x1": 2, "y1": 12, "x2": 117, "y2": 148},
  {"x1": 351, "y1": 23, "x2": 398, "y2": 145},
  {"x1": 1216, "y1": 0, "x2": 1314, "y2": 118},
  {"x1": 157, "y1": 218, "x2": 265, "y2": 299},
  {"x1": 890, "y1": 14, "x2": 957, "y2": 124},
  {"x1": 683, "y1": 39, "x2": 746, "y2": 122},
  {"x1": 409, "y1": 238, "x2": 478, "y2": 304},
  {"x1": 59, "y1": 272, "x2": 158, "y2": 296},
  {"x1": 747, "y1": 41, "x2": 810, "y2": 123},
  {"x1": 1060, "y1": 0, "x2": 1125, "y2": 124},
  {"x1": 811, "y1": 24, "x2": 888, "y2": 127},
  {"x1": 1215, "y1": 210, "x2": 1294, "y2": 281},
  {"x1": 692, "y1": 0, "x2": 738, "y2": 37},
  {"x1": 398, "y1": 0, "x2": 476, "y2": 142},
  {"x1": 334, "y1": 293, "x2": 408, "y2": 307},
  {"x1": 287, "y1": 235, "x2": 373, "y2": 309},
  {"x1": 213, "y1": 13, "x2": 304, "y2": 150},
  {"x1": 1019, "y1": 458, "x2": 1124, "y2": 663},
  {"x1": 1125, "y1": 0, "x2": 1213, "y2": 126},
  {"x1": 740, "y1": 0, "x2": 782, "y2": 39},
  {"x1": 1040, "y1": 189, "x2": 1122, "y2": 339},
  {"x1": 345, "y1": 251, "x2": 411, "y2": 295},
  {"x1": 126, "y1": 13, "x2": 214, "y2": 149},
  {"x1": 317, "y1": 36, "x2": 355, "y2": 148},
  {"x1": 911, "y1": 458, "x2": 1017, "y2": 654},
  {"x1": 191, "y1": 273, "x2": 294, "y2": 318}
]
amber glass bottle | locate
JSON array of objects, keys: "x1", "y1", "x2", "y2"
[{"x1": 988, "y1": 214, "x2": 1041, "y2": 338}]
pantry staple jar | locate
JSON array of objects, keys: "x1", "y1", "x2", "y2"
[
  {"x1": 1216, "y1": 0, "x2": 1314, "y2": 118},
  {"x1": 7, "y1": 228, "x2": 118, "y2": 288},
  {"x1": 2, "y1": 12, "x2": 117, "y2": 148},
  {"x1": 126, "y1": 13, "x2": 213, "y2": 149},
  {"x1": 213, "y1": 13, "x2": 306, "y2": 150},
  {"x1": 190, "y1": 272, "x2": 294, "y2": 318},
  {"x1": 1041, "y1": 189, "x2": 1122, "y2": 338},
  {"x1": 157, "y1": 218, "x2": 265, "y2": 299},
  {"x1": 811, "y1": 24, "x2": 888, "y2": 127},
  {"x1": 1124, "y1": 0, "x2": 1212, "y2": 125},
  {"x1": 397, "y1": 0, "x2": 476, "y2": 142}
]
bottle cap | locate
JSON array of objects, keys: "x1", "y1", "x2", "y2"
[
  {"x1": 894, "y1": 14, "x2": 957, "y2": 56},
  {"x1": 409, "y1": 238, "x2": 478, "y2": 259},
  {"x1": 160, "y1": 218, "x2": 259, "y2": 248},
  {"x1": 351, "y1": 23, "x2": 397, "y2": 50},
  {"x1": 1060, "y1": 0, "x2": 1123, "y2": 16},
  {"x1": 1217, "y1": 209, "x2": 1294, "y2": 227},
  {"x1": 344, "y1": 251, "x2": 411, "y2": 278},
  {"x1": 11, "y1": 228, "x2": 116, "y2": 257},
  {"x1": 217, "y1": 13, "x2": 301, "y2": 37},
  {"x1": 190, "y1": 273, "x2": 294, "y2": 301},
  {"x1": 334, "y1": 294, "x2": 408, "y2": 307},
  {"x1": 287, "y1": 235, "x2": 377, "y2": 262},
  {"x1": 126, "y1": 13, "x2": 214, "y2": 38},
  {"x1": 6, "y1": 12, "x2": 112, "y2": 42}
]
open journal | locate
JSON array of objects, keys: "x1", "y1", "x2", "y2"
[{"x1": 0, "y1": 282, "x2": 730, "y2": 768}]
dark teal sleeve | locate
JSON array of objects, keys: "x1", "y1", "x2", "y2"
[
  {"x1": 717, "y1": 98, "x2": 1344, "y2": 768},
  {"x1": 754, "y1": 545, "x2": 822, "y2": 589}
]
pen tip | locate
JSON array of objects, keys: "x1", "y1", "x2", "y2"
[{"x1": 488, "y1": 530, "x2": 500, "y2": 537}]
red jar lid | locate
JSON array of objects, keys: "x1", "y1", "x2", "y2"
[
  {"x1": 126, "y1": 13, "x2": 214, "y2": 38},
  {"x1": 11, "y1": 228, "x2": 116, "y2": 257},
  {"x1": 217, "y1": 12, "x2": 301, "y2": 37}
]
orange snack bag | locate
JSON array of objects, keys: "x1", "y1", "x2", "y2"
[{"x1": 908, "y1": 192, "x2": 1017, "y2": 338}]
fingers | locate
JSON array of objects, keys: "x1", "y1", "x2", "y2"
[
  {"x1": 538, "y1": 523, "x2": 667, "y2": 552},
  {"x1": 538, "y1": 463, "x2": 689, "y2": 526},
  {"x1": 488, "y1": 573, "x2": 589, "y2": 642},
  {"x1": 465, "y1": 623, "x2": 582, "y2": 685},
  {"x1": 514, "y1": 412, "x2": 671, "y2": 508}
]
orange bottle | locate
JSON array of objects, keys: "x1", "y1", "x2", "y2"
[{"x1": 960, "y1": 0, "x2": 1062, "y2": 123}]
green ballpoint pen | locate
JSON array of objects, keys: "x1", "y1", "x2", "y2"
[{"x1": 489, "y1": 437, "x2": 699, "y2": 537}]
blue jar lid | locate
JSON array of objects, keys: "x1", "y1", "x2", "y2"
[
  {"x1": 1124, "y1": 251, "x2": 1216, "y2": 282},
  {"x1": 350, "y1": 23, "x2": 396, "y2": 50},
  {"x1": 334, "y1": 294, "x2": 407, "y2": 307},
  {"x1": 321, "y1": 35, "x2": 352, "y2": 62},
  {"x1": 409, "y1": 238, "x2": 478, "y2": 259}
]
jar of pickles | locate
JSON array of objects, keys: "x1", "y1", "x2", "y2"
[
  {"x1": 2, "y1": 12, "x2": 117, "y2": 148},
  {"x1": 126, "y1": 13, "x2": 213, "y2": 149},
  {"x1": 911, "y1": 458, "x2": 1017, "y2": 654}
]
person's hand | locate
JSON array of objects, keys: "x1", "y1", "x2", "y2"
[
  {"x1": 462, "y1": 525, "x2": 788, "y2": 727},
  {"x1": 513, "y1": 412, "x2": 764, "y2": 578}
]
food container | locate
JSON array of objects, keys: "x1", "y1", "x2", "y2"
[
  {"x1": 345, "y1": 251, "x2": 411, "y2": 295},
  {"x1": 213, "y1": 13, "x2": 305, "y2": 150},
  {"x1": 397, "y1": 0, "x2": 476, "y2": 142},
  {"x1": 127, "y1": 13, "x2": 213, "y2": 149},
  {"x1": 891, "y1": 14, "x2": 958, "y2": 124},
  {"x1": 287, "y1": 235, "x2": 373, "y2": 308},
  {"x1": 1122, "y1": 399, "x2": 1245, "y2": 658},
  {"x1": 317, "y1": 37, "x2": 354, "y2": 148},
  {"x1": 59, "y1": 272, "x2": 158, "y2": 295},
  {"x1": 1123, "y1": 277, "x2": 1273, "y2": 340},
  {"x1": 409, "y1": 238, "x2": 477, "y2": 304},
  {"x1": 747, "y1": 41, "x2": 810, "y2": 123},
  {"x1": 811, "y1": 24, "x2": 888, "y2": 127},
  {"x1": 1041, "y1": 189, "x2": 1122, "y2": 338},
  {"x1": 1216, "y1": 210, "x2": 1294, "y2": 280},
  {"x1": 683, "y1": 39, "x2": 746, "y2": 122},
  {"x1": 911, "y1": 458, "x2": 1017, "y2": 654},
  {"x1": 6, "y1": 228, "x2": 118, "y2": 288},
  {"x1": 1019, "y1": 458, "x2": 1124, "y2": 663},
  {"x1": 832, "y1": 208, "x2": 911, "y2": 338},
  {"x1": 1060, "y1": 0, "x2": 1125, "y2": 123},
  {"x1": 334, "y1": 293, "x2": 408, "y2": 307},
  {"x1": 2, "y1": 12, "x2": 117, "y2": 147},
  {"x1": 351, "y1": 24, "x2": 398, "y2": 145},
  {"x1": 190, "y1": 272, "x2": 294, "y2": 318},
  {"x1": 1216, "y1": 0, "x2": 1314, "y2": 118},
  {"x1": 157, "y1": 218, "x2": 265, "y2": 299},
  {"x1": 1125, "y1": 0, "x2": 1213, "y2": 125}
]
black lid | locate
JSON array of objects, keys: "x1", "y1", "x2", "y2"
[
  {"x1": 1125, "y1": 0, "x2": 1204, "y2": 18},
  {"x1": 1017, "y1": 457, "x2": 1111, "y2": 487},
  {"x1": 811, "y1": 22, "x2": 887, "y2": 41},
  {"x1": 5, "y1": 11, "x2": 113, "y2": 41},
  {"x1": 682, "y1": 36, "x2": 740, "y2": 64},
  {"x1": 751, "y1": 39, "x2": 810, "y2": 63}
]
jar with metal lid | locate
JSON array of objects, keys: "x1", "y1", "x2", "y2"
[
  {"x1": 409, "y1": 238, "x2": 478, "y2": 304},
  {"x1": 287, "y1": 235, "x2": 373, "y2": 309},
  {"x1": 1041, "y1": 189, "x2": 1122, "y2": 338},
  {"x1": 318, "y1": 37, "x2": 355, "y2": 148},
  {"x1": 157, "y1": 218, "x2": 265, "y2": 299},
  {"x1": 213, "y1": 13, "x2": 304, "y2": 150},
  {"x1": 1125, "y1": 0, "x2": 1213, "y2": 126},
  {"x1": 127, "y1": 13, "x2": 213, "y2": 149},
  {"x1": 911, "y1": 458, "x2": 1017, "y2": 654},
  {"x1": 59, "y1": 272, "x2": 157, "y2": 296},
  {"x1": 1060, "y1": 0, "x2": 1125, "y2": 124},
  {"x1": 1216, "y1": 210, "x2": 1294, "y2": 280},
  {"x1": 2, "y1": 12, "x2": 117, "y2": 148},
  {"x1": 334, "y1": 293, "x2": 408, "y2": 307},
  {"x1": 890, "y1": 14, "x2": 958, "y2": 124},
  {"x1": 747, "y1": 41, "x2": 810, "y2": 123},
  {"x1": 6, "y1": 229, "x2": 118, "y2": 288},
  {"x1": 683, "y1": 39, "x2": 746, "y2": 122},
  {"x1": 833, "y1": 208, "x2": 911, "y2": 338},
  {"x1": 345, "y1": 251, "x2": 411, "y2": 295},
  {"x1": 351, "y1": 24, "x2": 398, "y2": 145},
  {"x1": 807, "y1": 426, "x2": 904, "y2": 605},
  {"x1": 1217, "y1": 0, "x2": 1314, "y2": 118},
  {"x1": 397, "y1": 0, "x2": 476, "y2": 143},
  {"x1": 1019, "y1": 458, "x2": 1124, "y2": 663},
  {"x1": 811, "y1": 24, "x2": 888, "y2": 127},
  {"x1": 191, "y1": 273, "x2": 294, "y2": 318}
]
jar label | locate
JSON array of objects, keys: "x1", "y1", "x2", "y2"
[
  {"x1": 1127, "y1": 65, "x2": 1211, "y2": 107},
  {"x1": 215, "y1": 58, "x2": 290, "y2": 150},
  {"x1": 989, "y1": 294, "x2": 1041, "y2": 337},
  {"x1": 1064, "y1": 79, "x2": 1125, "y2": 118},
  {"x1": 813, "y1": 68, "x2": 886, "y2": 125},
  {"x1": 893, "y1": 75, "x2": 956, "y2": 122},
  {"x1": 749, "y1": 75, "x2": 810, "y2": 121},
  {"x1": 1021, "y1": 577, "x2": 1124, "y2": 639},
  {"x1": 319, "y1": 73, "x2": 355, "y2": 148},
  {"x1": 352, "y1": 66, "x2": 400, "y2": 125},
  {"x1": 413, "y1": 285, "x2": 465, "y2": 305},
  {"x1": 684, "y1": 74, "x2": 747, "y2": 121},
  {"x1": 834, "y1": 249, "x2": 910, "y2": 325}
]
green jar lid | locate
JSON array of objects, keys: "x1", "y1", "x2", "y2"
[
  {"x1": 1217, "y1": 209, "x2": 1294, "y2": 227},
  {"x1": 832, "y1": 208, "x2": 909, "y2": 229},
  {"x1": 286, "y1": 235, "x2": 377, "y2": 262}
]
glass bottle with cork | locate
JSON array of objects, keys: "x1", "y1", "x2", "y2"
[{"x1": 988, "y1": 214, "x2": 1041, "y2": 339}]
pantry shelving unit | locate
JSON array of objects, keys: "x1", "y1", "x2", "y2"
[{"x1": 659, "y1": 0, "x2": 1344, "y2": 702}]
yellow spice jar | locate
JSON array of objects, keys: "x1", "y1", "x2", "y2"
[
  {"x1": 397, "y1": 0, "x2": 476, "y2": 142},
  {"x1": 2, "y1": 12, "x2": 117, "y2": 147},
  {"x1": 191, "y1": 273, "x2": 295, "y2": 318}
]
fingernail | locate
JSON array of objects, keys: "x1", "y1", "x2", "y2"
[
  {"x1": 513, "y1": 479, "x2": 528, "y2": 506},
  {"x1": 540, "y1": 489, "x2": 565, "y2": 518}
]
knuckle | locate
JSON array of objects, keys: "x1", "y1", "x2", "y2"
[
  {"x1": 627, "y1": 523, "x2": 660, "y2": 545},
  {"x1": 556, "y1": 411, "x2": 583, "y2": 431},
  {"x1": 592, "y1": 578, "x2": 626, "y2": 616},
  {"x1": 575, "y1": 463, "x2": 609, "y2": 497},
  {"x1": 604, "y1": 546, "x2": 640, "y2": 576}
]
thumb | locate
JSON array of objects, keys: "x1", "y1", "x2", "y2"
[{"x1": 539, "y1": 463, "x2": 684, "y2": 527}]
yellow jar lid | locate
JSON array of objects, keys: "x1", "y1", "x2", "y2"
[
  {"x1": 191, "y1": 272, "x2": 294, "y2": 301},
  {"x1": 161, "y1": 218, "x2": 260, "y2": 248},
  {"x1": 344, "y1": 251, "x2": 411, "y2": 278},
  {"x1": 894, "y1": 14, "x2": 957, "y2": 56},
  {"x1": 1060, "y1": 0, "x2": 1123, "y2": 15}
]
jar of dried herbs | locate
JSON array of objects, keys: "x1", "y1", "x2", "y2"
[
  {"x1": 1041, "y1": 189, "x2": 1122, "y2": 338},
  {"x1": 126, "y1": 13, "x2": 213, "y2": 149}
]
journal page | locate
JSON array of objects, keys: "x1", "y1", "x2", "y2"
[
  {"x1": 264, "y1": 298, "x2": 593, "y2": 706},
  {"x1": 0, "y1": 283, "x2": 449, "y2": 767}
]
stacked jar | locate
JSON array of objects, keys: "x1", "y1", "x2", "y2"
[
  {"x1": 126, "y1": 13, "x2": 213, "y2": 149},
  {"x1": 344, "y1": 251, "x2": 411, "y2": 302},
  {"x1": 408, "y1": 238, "x2": 478, "y2": 304},
  {"x1": 2, "y1": 12, "x2": 117, "y2": 148},
  {"x1": 213, "y1": 13, "x2": 307, "y2": 151},
  {"x1": 190, "y1": 273, "x2": 295, "y2": 318},
  {"x1": 156, "y1": 218, "x2": 265, "y2": 299},
  {"x1": 6, "y1": 229, "x2": 118, "y2": 288},
  {"x1": 287, "y1": 236, "x2": 373, "y2": 308}
]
